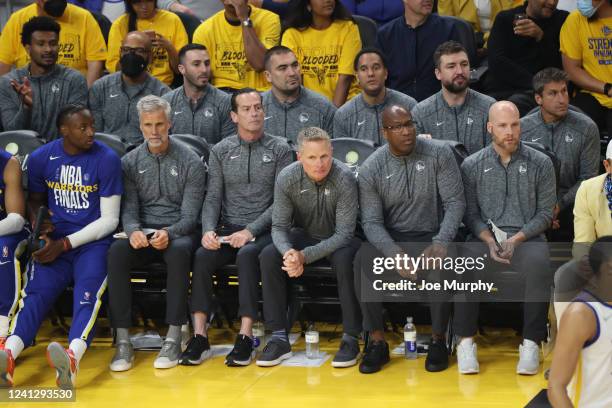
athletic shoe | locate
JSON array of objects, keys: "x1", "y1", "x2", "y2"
[
  {"x1": 456, "y1": 342, "x2": 479, "y2": 374},
  {"x1": 154, "y1": 339, "x2": 181, "y2": 369},
  {"x1": 0, "y1": 348, "x2": 15, "y2": 387},
  {"x1": 255, "y1": 339, "x2": 292, "y2": 367},
  {"x1": 225, "y1": 335, "x2": 255, "y2": 367},
  {"x1": 179, "y1": 335, "x2": 211, "y2": 366},
  {"x1": 517, "y1": 341, "x2": 540, "y2": 375},
  {"x1": 46, "y1": 342, "x2": 78, "y2": 390},
  {"x1": 359, "y1": 340, "x2": 389, "y2": 374},
  {"x1": 109, "y1": 341, "x2": 134, "y2": 372},
  {"x1": 425, "y1": 338, "x2": 449, "y2": 372},
  {"x1": 332, "y1": 339, "x2": 360, "y2": 368}
]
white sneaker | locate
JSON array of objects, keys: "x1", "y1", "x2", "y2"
[
  {"x1": 456, "y1": 342, "x2": 479, "y2": 374},
  {"x1": 517, "y1": 340, "x2": 540, "y2": 375},
  {"x1": 109, "y1": 341, "x2": 134, "y2": 372},
  {"x1": 154, "y1": 340, "x2": 181, "y2": 369}
]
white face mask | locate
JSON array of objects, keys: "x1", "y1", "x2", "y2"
[{"x1": 577, "y1": 0, "x2": 602, "y2": 18}]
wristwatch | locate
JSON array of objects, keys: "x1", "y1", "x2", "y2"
[
  {"x1": 604, "y1": 83, "x2": 612, "y2": 96},
  {"x1": 242, "y1": 18, "x2": 253, "y2": 28}
]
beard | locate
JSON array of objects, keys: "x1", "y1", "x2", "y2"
[{"x1": 443, "y1": 77, "x2": 468, "y2": 94}]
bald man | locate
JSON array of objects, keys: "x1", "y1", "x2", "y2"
[
  {"x1": 89, "y1": 31, "x2": 170, "y2": 145},
  {"x1": 354, "y1": 104, "x2": 465, "y2": 374},
  {"x1": 461, "y1": 101, "x2": 556, "y2": 375}
]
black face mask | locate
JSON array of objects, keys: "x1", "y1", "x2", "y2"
[
  {"x1": 43, "y1": 0, "x2": 67, "y2": 17},
  {"x1": 120, "y1": 53, "x2": 148, "y2": 78}
]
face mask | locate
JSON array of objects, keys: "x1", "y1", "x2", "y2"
[
  {"x1": 120, "y1": 52, "x2": 148, "y2": 78},
  {"x1": 43, "y1": 0, "x2": 67, "y2": 18},
  {"x1": 577, "y1": 0, "x2": 600, "y2": 18}
]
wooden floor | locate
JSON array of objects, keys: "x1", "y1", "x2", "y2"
[{"x1": 3, "y1": 320, "x2": 550, "y2": 407}]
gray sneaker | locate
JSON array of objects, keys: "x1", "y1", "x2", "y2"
[
  {"x1": 154, "y1": 339, "x2": 181, "y2": 369},
  {"x1": 456, "y1": 342, "x2": 479, "y2": 374},
  {"x1": 109, "y1": 341, "x2": 134, "y2": 372},
  {"x1": 255, "y1": 339, "x2": 292, "y2": 367},
  {"x1": 517, "y1": 341, "x2": 540, "y2": 375},
  {"x1": 332, "y1": 339, "x2": 360, "y2": 368}
]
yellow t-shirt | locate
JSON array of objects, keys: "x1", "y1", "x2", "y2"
[
  {"x1": 192, "y1": 7, "x2": 280, "y2": 91},
  {"x1": 0, "y1": 3, "x2": 107, "y2": 75},
  {"x1": 106, "y1": 10, "x2": 188, "y2": 86},
  {"x1": 282, "y1": 20, "x2": 361, "y2": 102},
  {"x1": 560, "y1": 11, "x2": 612, "y2": 108}
]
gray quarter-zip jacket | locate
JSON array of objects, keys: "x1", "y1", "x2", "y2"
[
  {"x1": 272, "y1": 159, "x2": 357, "y2": 264},
  {"x1": 0, "y1": 64, "x2": 87, "y2": 141},
  {"x1": 411, "y1": 88, "x2": 495, "y2": 155},
  {"x1": 333, "y1": 88, "x2": 417, "y2": 145},
  {"x1": 89, "y1": 72, "x2": 170, "y2": 145},
  {"x1": 520, "y1": 109, "x2": 599, "y2": 210},
  {"x1": 359, "y1": 139, "x2": 465, "y2": 258},
  {"x1": 121, "y1": 138, "x2": 206, "y2": 239},
  {"x1": 201, "y1": 132, "x2": 293, "y2": 236},
  {"x1": 262, "y1": 86, "x2": 336, "y2": 143},
  {"x1": 461, "y1": 143, "x2": 556, "y2": 239},
  {"x1": 162, "y1": 84, "x2": 235, "y2": 145}
]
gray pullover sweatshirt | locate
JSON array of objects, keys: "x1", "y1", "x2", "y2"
[
  {"x1": 333, "y1": 88, "x2": 417, "y2": 145},
  {"x1": 162, "y1": 84, "x2": 235, "y2": 145},
  {"x1": 520, "y1": 109, "x2": 599, "y2": 210},
  {"x1": 0, "y1": 64, "x2": 87, "y2": 141},
  {"x1": 201, "y1": 132, "x2": 293, "y2": 236},
  {"x1": 89, "y1": 72, "x2": 170, "y2": 145},
  {"x1": 359, "y1": 139, "x2": 465, "y2": 258},
  {"x1": 272, "y1": 159, "x2": 357, "y2": 264},
  {"x1": 461, "y1": 143, "x2": 556, "y2": 240},
  {"x1": 411, "y1": 88, "x2": 495, "y2": 155},
  {"x1": 121, "y1": 138, "x2": 206, "y2": 239},
  {"x1": 262, "y1": 86, "x2": 336, "y2": 143}
]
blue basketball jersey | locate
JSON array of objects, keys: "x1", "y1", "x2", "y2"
[
  {"x1": 27, "y1": 139, "x2": 123, "y2": 238},
  {"x1": 0, "y1": 149, "x2": 14, "y2": 220}
]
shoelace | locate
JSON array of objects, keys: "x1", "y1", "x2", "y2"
[
  {"x1": 115, "y1": 342, "x2": 132, "y2": 360},
  {"x1": 160, "y1": 341, "x2": 177, "y2": 355}
]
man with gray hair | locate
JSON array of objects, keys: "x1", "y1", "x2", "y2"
[
  {"x1": 106, "y1": 95, "x2": 206, "y2": 372},
  {"x1": 89, "y1": 31, "x2": 170, "y2": 145},
  {"x1": 256, "y1": 127, "x2": 362, "y2": 369}
]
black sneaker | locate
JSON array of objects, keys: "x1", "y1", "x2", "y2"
[
  {"x1": 255, "y1": 339, "x2": 292, "y2": 367},
  {"x1": 225, "y1": 335, "x2": 255, "y2": 367},
  {"x1": 332, "y1": 339, "x2": 360, "y2": 368},
  {"x1": 425, "y1": 338, "x2": 449, "y2": 372},
  {"x1": 359, "y1": 340, "x2": 390, "y2": 374},
  {"x1": 179, "y1": 335, "x2": 212, "y2": 366}
]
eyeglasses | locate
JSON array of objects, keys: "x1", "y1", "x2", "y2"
[
  {"x1": 120, "y1": 46, "x2": 148, "y2": 55},
  {"x1": 383, "y1": 121, "x2": 415, "y2": 132}
]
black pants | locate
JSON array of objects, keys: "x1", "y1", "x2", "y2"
[
  {"x1": 190, "y1": 230, "x2": 272, "y2": 319},
  {"x1": 572, "y1": 91, "x2": 612, "y2": 135},
  {"x1": 354, "y1": 231, "x2": 479, "y2": 337},
  {"x1": 260, "y1": 230, "x2": 362, "y2": 336},
  {"x1": 107, "y1": 235, "x2": 197, "y2": 328},
  {"x1": 547, "y1": 205, "x2": 574, "y2": 243}
]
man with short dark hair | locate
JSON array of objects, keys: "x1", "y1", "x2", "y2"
[
  {"x1": 521, "y1": 67, "x2": 600, "y2": 241},
  {"x1": 256, "y1": 127, "x2": 362, "y2": 369},
  {"x1": 89, "y1": 31, "x2": 170, "y2": 145},
  {"x1": 0, "y1": 16, "x2": 87, "y2": 141},
  {"x1": 412, "y1": 41, "x2": 495, "y2": 155},
  {"x1": 261, "y1": 46, "x2": 336, "y2": 143},
  {"x1": 162, "y1": 44, "x2": 235, "y2": 145},
  {"x1": 333, "y1": 47, "x2": 417, "y2": 144},
  {"x1": 182, "y1": 88, "x2": 292, "y2": 367}
]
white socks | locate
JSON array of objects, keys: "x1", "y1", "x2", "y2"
[
  {"x1": 523, "y1": 339, "x2": 538, "y2": 348},
  {"x1": 0, "y1": 315, "x2": 9, "y2": 337},
  {"x1": 69, "y1": 339, "x2": 87, "y2": 362},
  {"x1": 5, "y1": 336, "x2": 24, "y2": 359}
]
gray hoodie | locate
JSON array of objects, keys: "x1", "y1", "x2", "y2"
[
  {"x1": 461, "y1": 143, "x2": 556, "y2": 240},
  {"x1": 272, "y1": 159, "x2": 357, "y2": 264},
  {"x1": 0, "y1": 64, "x2": 87, "y2": 141},
  {"x1": 162, "y1": 85, "x2": 235, "y2": 145},
  {"x1": 333, "y1": 88, "x2": 417, "y2": 145},
  {"x1": 202, "y1": 132, "x2": 293, "y2": 236},
  {"x1": 411, "y1": 89, "x2": 495, "y2": 155},
  {"x1": 358, "y1": 140, "x2": 465, "y2": 258},
  {"x1": 121, "y1": 138, "x2": 206, "y2": 239},
  {"x1": 88, "y1": 72, "x2": 170, "y2": 145},
  {"x1": 520, "y1": 109, "x2": 599, "y2": 210},
  {"x1": 262, "y1": 86, "x2": 336, "y2": 143}
]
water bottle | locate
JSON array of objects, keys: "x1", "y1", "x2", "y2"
[
  {"x1": 305, "y1": 326, "x2": 319, "y2": 359},
  {"x1": 404, "y1": 317, "x2": 417, "y2": 359},
  {"x1": 252, "y1": 322, "x2": 265, "y2": 351}
]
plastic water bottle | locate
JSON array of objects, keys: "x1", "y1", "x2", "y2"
[
  {"x1": 404, "y1": 317, "x2": 417, "y2": 359},
  {"x1": 305, "y1": 326, "x2": 319, "y2": 359},
  {"x1": 252, "y1": 322, "x2": 265, "y2": 351}
]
